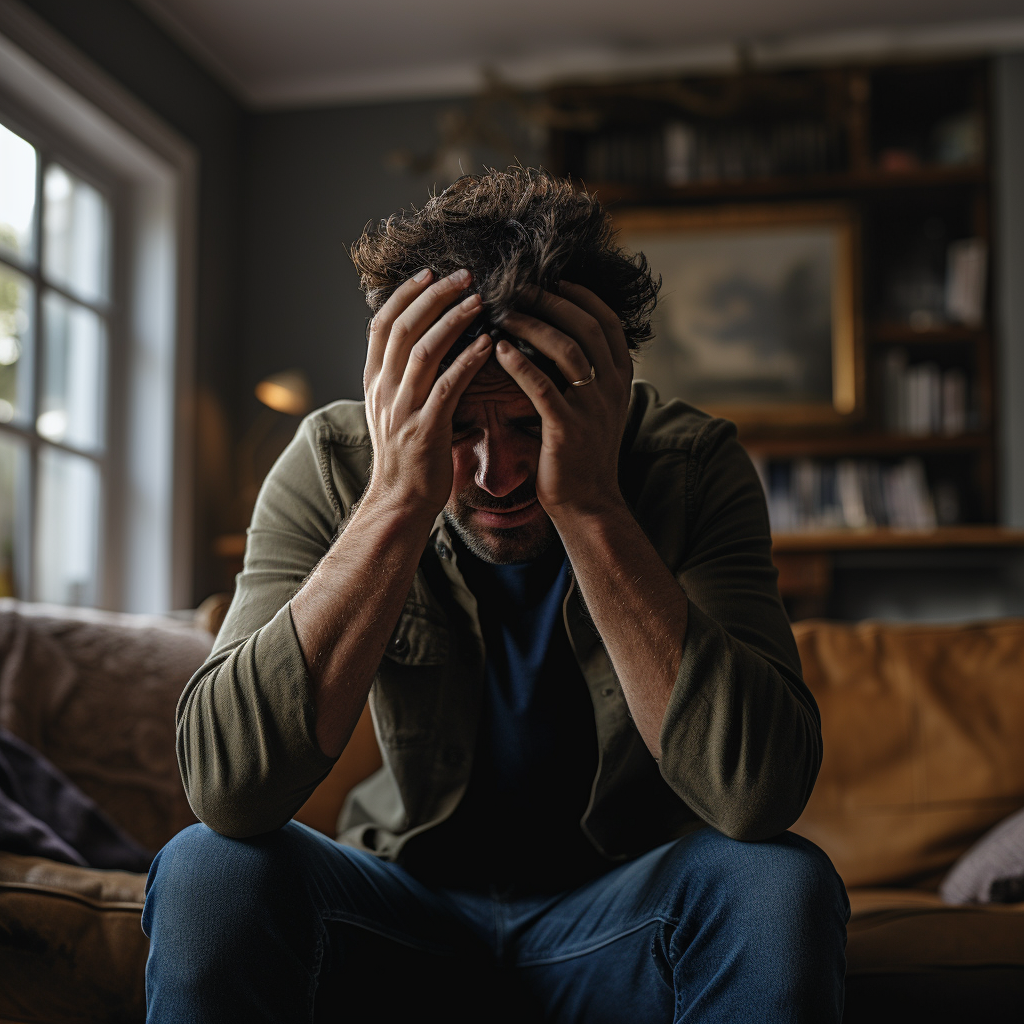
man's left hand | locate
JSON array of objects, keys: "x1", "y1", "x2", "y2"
[
  {"x1": 498, "y1": 282, "x2": 685, "y2": 763},
  {"x1": 495, "y1": 282, "x2": 633, "y2": 521}
]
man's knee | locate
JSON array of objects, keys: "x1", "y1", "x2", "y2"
[
  {"x1": 657, "y1": 830, "x2": 847, "y2": 1022},
  {"x1": 661, "y1": 828, "x2": 849, "y2": 939},
  {"x1": 143, "y1": 821, "x2": 323, "y2": 937}
]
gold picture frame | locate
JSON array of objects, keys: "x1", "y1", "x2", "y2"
[{"x1": 614, "y1": 203, "x2": 863, "y2": 427}]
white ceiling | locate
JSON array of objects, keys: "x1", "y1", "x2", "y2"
[{"x1": 131, "y1": 0, "x2": 1024, "y2": 108}]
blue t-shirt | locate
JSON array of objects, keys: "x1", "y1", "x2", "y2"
[{"x1": 400, "y1": 540, "x2": 607, "y2": 893}]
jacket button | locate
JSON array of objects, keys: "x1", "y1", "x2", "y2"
[
  {"x1": 390, "y1": 636, "x2": 409, "y2": 656},
  {"x1": 437, "y1": 544, "x2": 451, "y2": 560}
]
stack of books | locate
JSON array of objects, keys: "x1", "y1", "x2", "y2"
[
  {"x1": 753, "y1": 457, "x2": 955, "y2": 532},
  {"x1": 664, "y1": 120, "x2": 841, "y2": 185},
  {"x1": 881, "y1": 351, "x2": 969, "y2": 436},
  {"x1": 577, "y1": 119, "x2": 842, "y2": 186}
]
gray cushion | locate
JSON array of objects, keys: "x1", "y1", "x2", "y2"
[{"x1": 940, "y1": 806, "x2": 1024, "y2": 904}]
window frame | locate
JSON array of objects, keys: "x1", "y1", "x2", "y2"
[{"x1": 0, "y1": 101, "x2": 128, "y2": 607}]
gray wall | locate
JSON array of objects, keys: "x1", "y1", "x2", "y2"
[{"x1": 239, "y1": 100, "x2": 542, "y2": 413}]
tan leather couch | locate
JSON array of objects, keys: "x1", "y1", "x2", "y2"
[{"x1": 1, "y1": 601, "x2": 1021, "y2": 1023}]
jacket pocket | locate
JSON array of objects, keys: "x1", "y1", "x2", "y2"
[{"x1": 382, "y1": 606, "x2": 448, "y2": 666}]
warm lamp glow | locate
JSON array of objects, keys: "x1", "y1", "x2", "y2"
[{"x1": 255, "y1": 370, "x2": 313, "y2": 416}]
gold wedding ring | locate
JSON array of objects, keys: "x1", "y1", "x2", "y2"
[{"x1": 570, "y1": 365, "x2": 596, "y2": 387}]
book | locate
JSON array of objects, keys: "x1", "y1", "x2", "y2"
[
  {"x1": 664, "y1": 122, "x2": 695, "y2": 186},
  {"x1": 881, "y1": 352, "x2": 967, "y2": 437},
  {"x1": 946, "y1": 238, "x2": 987, "y2": 327}
]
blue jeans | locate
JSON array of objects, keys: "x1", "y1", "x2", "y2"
[{"x1": 142, "y1": 822, "x2": 848, "y2": 1023}]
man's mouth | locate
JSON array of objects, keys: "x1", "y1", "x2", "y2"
[{"x1": 468, "y1": 498, "x2": 542, "y2": 528}]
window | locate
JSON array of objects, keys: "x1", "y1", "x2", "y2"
[
  {"x1": 0, "y1": 118, "x2": 117, "y2": 605},
  {"x1": 0, "y1": 5, "x2": 197, "y2": 613}
]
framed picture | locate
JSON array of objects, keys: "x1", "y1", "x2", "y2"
[{"x1": 614, "y1": 204, "x2": 863, "y2": 426}]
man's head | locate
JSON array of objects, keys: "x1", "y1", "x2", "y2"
[
  {"x1": 350, "y1": 167, "x2": 659, "y2": 563},
  {"x1": 443, "y1": 365, "x2": 552, "y2": 564}
]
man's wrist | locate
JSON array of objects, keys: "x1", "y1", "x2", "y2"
[
  {"x1": 546, "y1": 490, "x2": 632, "y2": 535},
  {"x1": 354, "y1": 481, "x2": 442, "y2": 539}
]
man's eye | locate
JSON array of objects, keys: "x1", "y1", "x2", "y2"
[
  {"x1": 451, "y1": 423, "x2": 472, "y2": 437},
  {"x1": 520, "y1": 421, "x2": 542, "y2": 438}
]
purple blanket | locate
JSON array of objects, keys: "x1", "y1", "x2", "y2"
[{"x1": 0, "y1": 727, "x2": 153, "y2": 872}]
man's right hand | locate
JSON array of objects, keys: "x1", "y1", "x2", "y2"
[
  {"x1": 292, "y1": 267, "x2": 491, "y2": 759},
  {"x1": 361, "y1": 267, "x2": 493, "y2": 521}
]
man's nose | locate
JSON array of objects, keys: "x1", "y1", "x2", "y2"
[{"x1": 473, "y1": 430, "x2": 530, "y2": 497}]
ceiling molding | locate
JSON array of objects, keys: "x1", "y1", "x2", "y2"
[
  {"x1": 749, "y1": 17, "x2": 1024, "y2": 66},
  {"x1": 130, "y1": 5, "x2": 1024, "y2": 110}
]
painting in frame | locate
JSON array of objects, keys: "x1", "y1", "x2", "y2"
[{"x1": 614, "y1": 204, "x2": 863, "y2": 427}]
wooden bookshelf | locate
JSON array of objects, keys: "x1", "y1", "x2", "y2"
[
  {"x1": 582, "y1": 164, "x2": 986, "y2": 204},
  {"x1": 547, "y1": 57, "x2": 1002, "y2": 555},
  {"x1": 741, "y1": 432, "x2": 989, "y2": 459},
  {"x1": 772, "y1": 526, "x2": 1024, "y2": 553},
  {"x1": 869, "y1": 324, "x2": 987, "y2": 345}
]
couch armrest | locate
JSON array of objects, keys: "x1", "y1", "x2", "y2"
[
  {"x1": 0, "y1": 601, "x2": 213, "y2": 851},
  {"x1": 0, "y1": 851, "x2": 148, "y2": 1024}
]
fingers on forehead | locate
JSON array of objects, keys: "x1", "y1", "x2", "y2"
[
  {"x1": 558, "y1": 281, "x2": 618, "y2": 328},
  {"x1": 399, "y1": 274, "x2": 472, "y2": 326},
  {"x1": 512, "y1": 313, "x2": 589, "y2": 363},
  {"x1": 558, "y1": 281, "x2": 631, "y2": 367}
]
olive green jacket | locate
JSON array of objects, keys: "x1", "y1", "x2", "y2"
[{"x1": 177, "y1": 382, "x2": 820, "y2": 861}]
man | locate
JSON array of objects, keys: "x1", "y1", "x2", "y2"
[{"x1": 143, "y1": 168, "x2": 848, "y2": 1022}]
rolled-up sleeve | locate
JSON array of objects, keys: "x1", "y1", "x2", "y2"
[
  {"x1": 656, "y1": 419, "x2": 821, "y2": 842},
  {"x1": 176, "y1": 417, "x2": 343, "y2": 837}
]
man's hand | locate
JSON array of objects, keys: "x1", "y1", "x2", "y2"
[
  {"x1": 494, "y1": 282, "x2": 633, "y2": 520},
  {"x1": 497, "y1": 283, "x2": 687, "y2": 762},
  {"x1": 362, "y1": 267, "x2": 493, "y2": 520},
  {"x1": 293, "y1": 267, "x2": 491, "y2": 758}
]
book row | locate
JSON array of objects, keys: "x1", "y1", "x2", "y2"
[
  {"x1": 577, "y1": 120, "x2": 844, "y2": 186},
  {"x1": 752, "y1": 457, "x2": 961, "y2": 533}
]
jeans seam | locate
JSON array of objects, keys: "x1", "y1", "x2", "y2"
[
  {"x1": 516, "y1": 915, "x2": 678, "y2": 967},
  {"x1": 307, "y1": 926, "x2": 324, "y2": 1024}
]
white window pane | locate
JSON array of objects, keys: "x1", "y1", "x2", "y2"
[
  {"x1": 39, "y1": 290, "x2": 107, "y2": 451},
  {"x1": 43, "y1": 164, "x2": 110, "y2": 304},
  {"x1": 0, "y1": 433, "x2": 29, "y2": 598},
  {"x1": 35, "y1": 445, "x2": 101, "y2": 606},
  {"x1": 0, "y1": 122, "x2": 37, "y2": 263},
  {"x1": 0, "y1": 263, "x2": 34, "y2": 426}
]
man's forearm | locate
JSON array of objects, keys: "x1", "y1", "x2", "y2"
[
  {"x1": 292, "y1": 493, "x2": 437, "y2": 758},
  {"x1": 552, "y1": 498, "x2": 688, "y2": 760}
]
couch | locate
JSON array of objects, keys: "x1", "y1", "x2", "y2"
[{"x1": 0, "y1": 599, "x2": 1021, "y2": 1023}]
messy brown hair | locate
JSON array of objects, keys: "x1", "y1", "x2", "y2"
[{"x1": 350, "y1": 167, "x2": 660, "y2": 356}]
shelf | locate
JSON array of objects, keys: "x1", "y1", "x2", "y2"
[
  {"x1": 869, "y1": 324, "x2": 987, "y2": 345},
  {"x1": 741, "y1": 432, "x2": 990, "y2": 459},
  {"x1": 772, "y1": 526, "x2": 1024, "y2": 552},
  {"x1": 580, "y1": 165, "x2": 986, "y2": 205}
]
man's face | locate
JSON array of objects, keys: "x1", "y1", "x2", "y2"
[{"x1": 443, "y1": 363, "x2": 557, "y2": 564}]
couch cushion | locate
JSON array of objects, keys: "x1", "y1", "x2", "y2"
[
  {"x1": 0, "y1": 851, "x2": 147, "y2": 1024},
  {"x1": 0, "y1": 601, "x2": 212, "y2": 851},
  {"x1": 842, "y1": 886, "x2": 1024, "y2": 1024},
  {"x1": 847, "y1": 887, "x2": 1024, "y2": 973},
  {"x1": 791, "y1": 618, "x2": 1024, "y2": 888}
]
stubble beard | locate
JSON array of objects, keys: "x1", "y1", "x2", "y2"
[{"x1": 443, "y1": 482, "x2": 558, "y2": 565}]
